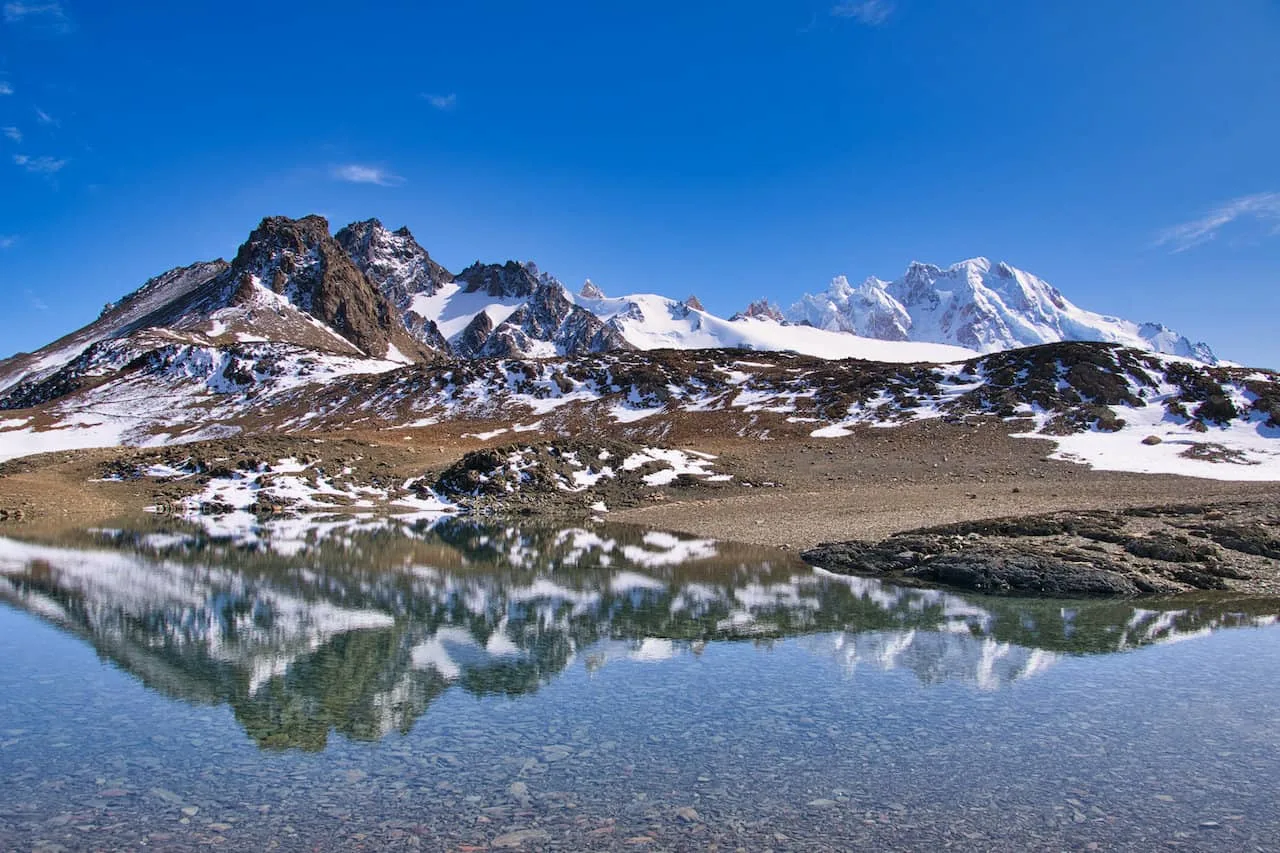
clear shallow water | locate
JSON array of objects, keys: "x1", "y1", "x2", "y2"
[{"x1": 1, "y1": 521, "x2": 1278, "y2": 851}]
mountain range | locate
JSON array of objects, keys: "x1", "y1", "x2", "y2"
[
  {"x1": 1, "y1": 213, "x2": 1271, "y2": 482},
  {"x1": 0, "y1": 215, "x2": 1216, "y2": 398},
  {"x1": 788, "y1": 259, "x2": 1216, "y2": 363}
]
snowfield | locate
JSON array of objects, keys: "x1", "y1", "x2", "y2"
[
  {"x1": 569, "y1": 290, "x2": 977, "y2": 362},
  {"x1": 1021, "y1": 407, "x2": 1280, "y2": 481}
]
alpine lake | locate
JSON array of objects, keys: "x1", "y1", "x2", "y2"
[{"x1": 1, "y1": 517, "x2": 1278, "y2": 852}]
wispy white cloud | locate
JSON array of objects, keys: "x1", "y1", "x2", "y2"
[
  {"x1": 330, "y1": 163, "x2": 404, "y2": 187},
  {"x1": 1156, "y1": 192, "x2": 1280, "y2": 253},
  {"x1": 34, "y1": 107, "x2": 56, "y2": 126},
  {"x1": 831, "y1": 0, "x2": 894, "y2": 25},
  {"x1": 24, "y1": 288, "x2": 48, "y2": 311},
  {"x1": 13, "y1": 152, "x2": 67, "y2": 173},
  {"x1": 0, "y1": 235, "x2": 17, "y2": 249},
  {"x1": 421, "y1": 92, "x2": 457, "y2": 111},
  {"x1": 0, "y1": 81, "x2": 12, "y2": 95},
  {"x1": 3, "y1": 1, "x2": 70, "y2": 32},
  {"x1": 1, "y1": 127, "x2": 18, "y2": 142},
  {"x1": 4, "y1": 1, "x2": 60, "y2": 18}
]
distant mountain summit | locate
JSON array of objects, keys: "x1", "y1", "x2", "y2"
[
  {"x1": 787, "y1": 258, "x2": 1216, "y2": 363},
  {"x1": 730, "y1": 300, "x2": 787, "y2": 323}
]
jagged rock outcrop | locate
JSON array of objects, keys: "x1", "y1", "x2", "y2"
[
  {"x1": 731, "y1": 300, "x2": 786, "y2": 323},
  {"x1": 212, "y1": 216, "x2": 433, "y2": 361},
  {"x1": 335, "y1": 219, "x2": 451, "y2": 352},
  {"x1": 455, "y1": 279, "x2": 632, "y2": 358},
  {"x1": 335, "y1": 219, "x2": 451, "y2": 300},
  {"x1": 456, "y1": 260, "x2": 542, "y2": 299}
]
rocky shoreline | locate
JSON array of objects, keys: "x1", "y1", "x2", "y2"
[
  {"x1": 801, "y1": 502, "x2": 1280, "y2": 597},
  {"x1": 2, "y1": 429, "x2": 1279, "y2": 599}
]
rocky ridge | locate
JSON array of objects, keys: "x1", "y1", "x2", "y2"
[
  {"x1": 2, "y1": 215, "x2": 1229, "y2": 407},
  {"x1": 451, "y1": 261, "x2": 632, "y2": 358},
  {"x1": 1, "y1": 336, "x2": 1276, "y2": 483}
]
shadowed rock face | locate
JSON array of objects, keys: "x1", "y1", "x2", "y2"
[
  {"x1": 457, "y1": 260, "x2": 542, "y2": 299},
  {"x1": 229, "y1": 216, "x2": 434, "y2": 361},
  {"x1": 334, "y1": 219, "x2": 452, "y2": 352},
  {"x1": 446, "y1": 272, "x2": 632, "y2": 358}
]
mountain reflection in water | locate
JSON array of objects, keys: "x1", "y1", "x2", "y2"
[{"x1": 1, "y1": 520, "x2": 1276, "y2": 751}]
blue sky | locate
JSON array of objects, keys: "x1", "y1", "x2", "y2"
[{"x1": 1, "y1": 0, "x2": 1278, "y2": 364}]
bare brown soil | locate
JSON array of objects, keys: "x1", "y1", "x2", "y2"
[
  {"x1": 1, "y1": 416, "x2": 1276, "y2": 558},
  {"x1": 613, "y1": 419, "x2": 1280, "y2": 549}
]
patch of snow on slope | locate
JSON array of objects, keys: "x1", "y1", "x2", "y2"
[
  {"x1": 620, "y1": 448, "x2": 731, "y2": 486},
  {"x1": 410, "y1": 282, "x2": 525, "y2": 343},
  {"x1": 0, "y1": 344, "x2": 408, "y2": 463},
  {"x1": 610, "y1": 403, "x2": 666, "y2": 423},
  {"x1": 0, "y1": 412, "x2": 140, "y2": 464},
  {"x1": 463, "y1": 428, "x2": 510, "y2": 441},
  {"x1": 1019, "y1": 401, "x2": 1280, "y2": 481}
]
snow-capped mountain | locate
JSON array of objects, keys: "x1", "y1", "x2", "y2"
[
  {"x1": 788, "y1": 258, "x2": 1216, "y2": 363},
  {"x1": 444, "y1": 260, "x2": 631, "y2": 358},
  {"x1": 0, "y1": 216, "x2": 435, "y2": 395},
  {"x1": 325, "y1": 220, "x2": 973, "y2": 362},
  {"x1": 0, "y1": 216, "x2": 1223, "y2": 406},
  {"x1": 568, "y1": 287, "x2": 971, "y2": 361}
]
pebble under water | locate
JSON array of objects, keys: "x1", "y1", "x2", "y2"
[{"x1": 0, "y1": 520, "x2": 1278, "y2": 851}]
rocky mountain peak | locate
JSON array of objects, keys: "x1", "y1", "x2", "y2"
[
  {"x1": 683, "y1": 295, "x2": 705, "y2": 312},
  {"x1": 334, "y1": 218, "x2": 451, "y2": 303},
  {"x1": 731, "y1": 300, "x2": 785, "y2": 322},
  {"x1": 221, "y1": 214, "x2": 432, "y2": 361},
  {"x1": 580, "y1": 279, "x2": 606, "y2": 300},
  {"x1": 231, "y1": 215, "x2": 331, "y2": 268},
  {"x1": 456, "y1": 260, "x2": 542, "y2": 299}
]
